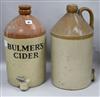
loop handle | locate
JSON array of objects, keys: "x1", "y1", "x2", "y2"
[{"x1": 78, "y1": 7, "x2": 94, "y2": 29}]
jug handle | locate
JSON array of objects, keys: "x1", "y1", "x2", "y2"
[{"x1": 78, "y1": 7, "x2": 94, "y2": 29}]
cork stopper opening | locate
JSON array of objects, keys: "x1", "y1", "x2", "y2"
[
  {"x1": 19, "y1": 5, "x2": 31, "y2": 15},
  {"x1": 67, "y1": 4, "x2": 78, "y2": 13}
]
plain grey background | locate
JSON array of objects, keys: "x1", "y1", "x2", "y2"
[{"x1": 0, "y1": 0, "x2": 100, "y2": 96}]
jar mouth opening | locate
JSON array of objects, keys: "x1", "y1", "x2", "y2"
[
  {"x1": 19, "y1": 5, "x2": 31, "y2": 10},
  {"x1": 67, "y1": 4, "x2": 78, "y2": 13},
  {"x1": 18, "y1": 5, "x2": 31, "y2": 15}
]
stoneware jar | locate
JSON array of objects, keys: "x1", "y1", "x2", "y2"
[
  {"x1": 51, "y1": 4, "x2": 95, "y2": 90},
  {"x1": 4, "y1": 5, "x2": 46, "y2": 91}
]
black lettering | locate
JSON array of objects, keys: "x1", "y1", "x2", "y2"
[
  {"x1": 13, "y1": 53, "x2": 18, "y2": 58},
  {"x1": 28, "y1": 53, "x2": 33, "y2": 59},
  {"x1": 8, "y1": 42, "x2": 44, "y2": 59},
  {"x1": 12, "y1": 45, "x2": 16, "y2": 51},
  {"x1": 30, "y1": 45, "x2": 35, "y2": 51},
  {"x1": 17, "y1": 45, "x2": 21, "y2": 51},
  {"x1": 40, "y1": 43, "x2": 44, "y2": 49},
  {"x1": 33, "y1": 52, "x2": 38, "y2": 58},
  {"x1": 22, "y1": 53, "x2": 28, "y2": 59},
  {"x1": 8, "y1": 43, "x2": 11, "y2": 50},
  {"x1": 35, "y1": 44, "x2": 40, "y2": 50},
  {"x1": 22, "y1": 45, "x2": 29, "y2": 51}
]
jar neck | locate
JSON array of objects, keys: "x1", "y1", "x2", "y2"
[
  {"x1": 67, "y1": 11, "x2": 78, "y2": 14},
  {"x1": 19, "y1": 10, "x2": 31, "y2": 15}
]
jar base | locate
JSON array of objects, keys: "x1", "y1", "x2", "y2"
[
  {"x1": 52, "y1": 81, "x2": 92, "y2": 91},
  {"x1": 8, "y1": 79, "x2": 45, "y2": 91}
]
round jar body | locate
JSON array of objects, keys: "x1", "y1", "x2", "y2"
[
  {"x1": 4, "y1": 5, "x2": 46, "y2": 91},
  {"x1": 51, "y1": 36, "x2": 93, "y2": 90},
  {"x1": 4, "y1": 35, "x2": 46, "y2": 90}
]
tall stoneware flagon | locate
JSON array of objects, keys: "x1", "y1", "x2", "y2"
[
  {"x1": 51, "y1": 4, "x2": 95, "y2": 90},
  {"x1": 4, "y1": 5, "x2": 46, "y2": 91}
]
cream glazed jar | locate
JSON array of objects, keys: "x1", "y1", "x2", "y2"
[
  {"x1": 4, "y1": 5, "x2": 46, "y2": 91},
  {"x1": 51, "y1": 4, "x2": 95, "y2": 90}
]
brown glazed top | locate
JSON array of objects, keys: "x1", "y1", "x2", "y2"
[
  {"x1": 4, "y1": 5, "x2": 45, "y2": 39},
  {"x1": 51, "y1": 4, "x2": 94, "y2": 39}
]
